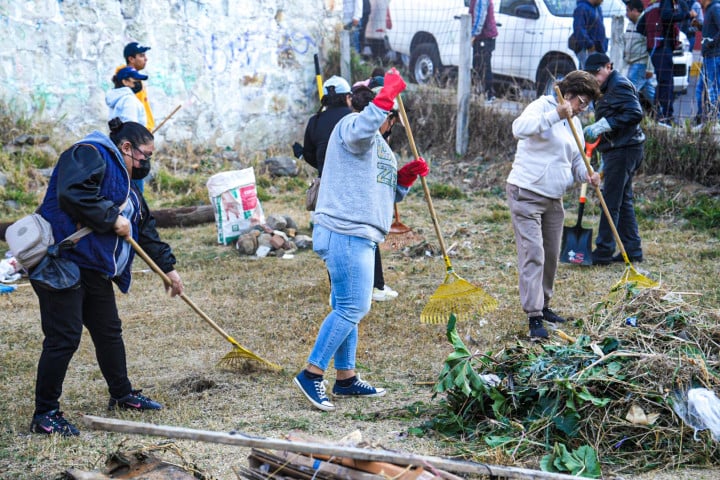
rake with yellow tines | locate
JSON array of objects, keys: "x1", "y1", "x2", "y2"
[
  {"x1": 396, "y1": 95, "x2": 498, "y2": 323},
  {"x1": 554, "y1": 86, "x2": 658, "y2": 291},
  {"x1": 126, "y1": 237, "x2": 282, "y2": 371}
]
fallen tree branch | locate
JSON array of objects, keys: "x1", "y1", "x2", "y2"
[{"x1": 82, "y1": 415, "x2": 582, "y2": 480}]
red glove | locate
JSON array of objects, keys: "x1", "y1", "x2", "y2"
[
  {"x1": 373, "y1": 68, "x2": 406, "y2": 111},
  {"x1": 397, "y1": 157, "x2": 429, "y2": 188}
]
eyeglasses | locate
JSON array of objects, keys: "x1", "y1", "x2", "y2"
[
  {"x1": 576, "y1": 95, "x2": 590, "y2": 111},
  {"x1": 132, "y1": 145, "x2": 152, "y2": 161}
]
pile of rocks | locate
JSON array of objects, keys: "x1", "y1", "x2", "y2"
[{"x1": 234, "y1": 214, "x2": 312, "y2": 258}]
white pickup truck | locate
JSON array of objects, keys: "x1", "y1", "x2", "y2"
[{"x1": 383, "y1": 0, "x2": 692, "y2": 97}]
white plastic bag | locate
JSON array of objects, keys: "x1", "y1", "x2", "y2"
[
  {"x1": 207, "y1": 168, "x2": 265, "y2": 245},
  {"x1": 672, "y1": 388, "x2": 720, "y2": 441}
]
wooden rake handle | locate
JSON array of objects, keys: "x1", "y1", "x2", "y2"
[
  {"x1": 151, "y1": 104, "x2": 182, "y2": 135},
  {"x1": 125, "y1": 236, "x2": 241, "y2": 347},
  {"x1": 554, "y1": 86, "x2": 631, "y2": 265},
  {"x1": 396, "y1": 95, "x2": 453, "y2": 272}
]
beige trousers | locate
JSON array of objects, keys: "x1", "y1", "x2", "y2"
[{"x1": 506, "y1": 183, "x2": 565, "y2": 318}]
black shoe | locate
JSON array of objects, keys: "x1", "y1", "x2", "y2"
[
  {"x1": 542, "y1": 307, "x2": 566, "y2": 324},
  {"x1": 591, "y1": 250, "x2": 613, "y2": 266},
  {"x1": 30, "y1": 410, "x2": 80, "y2": 437},
  {"x1": 611, "y1": 253, "x2": 643, "y2": 263},
  {"x1": 529, "y1": 316, "x2": 548, "y2": 339},
  {"x1": 108, "y1": 389, "x2": 162, "y2": 411}
]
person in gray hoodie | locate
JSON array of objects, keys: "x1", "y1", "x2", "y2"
[{"x1": 293, "y1": 68, "x2": 429, "y2": 412}]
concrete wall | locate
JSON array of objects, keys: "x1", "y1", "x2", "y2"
[{"x1": 1, "y1": 0, "x2": 343, "y2": 152}]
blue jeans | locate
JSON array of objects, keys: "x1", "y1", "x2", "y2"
[
  {"x1": 626, "y1": 63, "x2": 656, "y2": 103},
  {"x1": 308, "y1": 225, "x2": 374, "y2": 372},
  {"x1": 698, "y1": 55, "x2": 720, "y2": 122},
  {"x1": 595, "y1": 145, "x2": 643, "y2": 258}
]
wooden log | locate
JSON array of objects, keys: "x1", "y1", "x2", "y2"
[
  {"x1": 0, "y1": 205, "x2": 214, "y2": 242},
  {"x1": 81, "y1": 415, "x2": 581, "y2": 480}
]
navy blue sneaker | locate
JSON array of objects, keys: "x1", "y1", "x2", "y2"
[
  {"x1": 529, "y1": 316, "x2": 549, "y2": 340},
  {"x1": 542, "y1": 307, "x2": 566, "y2": 324},
  {"x1": 30, "y1": 410, "x2": 79, "y2": 437},
  {"x1": 294, "y1": 371, "x2": 335, "y2": 411},
  {"x1": 332, "y1": 376, "x2": 386, "y2": 398},
  {"x1": 108, "y1": 389, "x2": 162, "y2": 411}
]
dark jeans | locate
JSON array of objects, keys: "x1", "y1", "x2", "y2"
[
  {"x1": 595, "y1": 145, "x2": 643, "y2": 258},
  {"x1": 32, "y1": 268, "x2": 131, "y2": 415},
  {"x1": 472, "y1": 37, "x2": 495, "y2": 97},
  {"x1": 650, "y1": 47, "x2": 675, "y2": 121}
]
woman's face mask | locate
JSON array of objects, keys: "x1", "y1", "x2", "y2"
[
  {"x1": 130, "y1": 145, "x2": 152, "y2": 180},
  {"x1": 131, "y1": 81, "x2": 143, "y2": 94}
]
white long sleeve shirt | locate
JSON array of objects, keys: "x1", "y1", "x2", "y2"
[{"x1": 507, "y1": 95, "x2": 589, "y2": 199}]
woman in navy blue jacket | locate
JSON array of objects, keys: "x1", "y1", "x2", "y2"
[{"x1": 30, "y1": 119, "x2": 184, "y2": 437}]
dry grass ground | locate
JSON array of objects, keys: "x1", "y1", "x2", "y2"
[{"x1": 1, "y1": 172, "x2": 719, "y2": 479}]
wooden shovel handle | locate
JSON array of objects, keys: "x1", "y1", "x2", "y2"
[{"x1": 554, "y1": 86, "x2": 630, "y2": 264}]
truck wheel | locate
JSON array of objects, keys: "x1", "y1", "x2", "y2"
[
  {"x1": 536, "y1": 58, "x2": 574, "y2": 97},
  {"x1": 410, "y1": 43, "x2": 442, "y2": 85}
]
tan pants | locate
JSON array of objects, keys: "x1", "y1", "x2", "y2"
[{"x1": 506, "y1": 183, "x2": 565, "y2": 318}]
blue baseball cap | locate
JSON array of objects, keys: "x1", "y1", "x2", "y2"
[
  {"x1": 123, "y1": 42, "x2": 151, "y2": 59},
  {"x1": 116, "y1": 66, "x2": 148, "y2": 81}
]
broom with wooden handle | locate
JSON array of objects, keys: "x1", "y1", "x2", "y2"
[
  {"x1": 125, "y1": 237, "x2": 281, "y2": 371},
  {"x1": 396, "y1": 95, "x2": 498, "y2": 323},
  {"x1": 554, "y1": 86, "x2": 657, "y2": 290}
]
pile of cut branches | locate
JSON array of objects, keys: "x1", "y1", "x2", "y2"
[{"x1": 427, "y1": 287, "x2": 720, "y2": 477}]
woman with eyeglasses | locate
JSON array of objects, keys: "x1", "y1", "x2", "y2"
[
  {"x1": 505, "y1": 70, "x2": 601, "y2": 340},
  {"x1": 28, "y1": 118, "x2": 184, "y2": 437}
]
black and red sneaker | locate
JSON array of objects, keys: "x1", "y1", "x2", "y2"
[
  {"x1": 30, "y1": 409, "x2": 80, "y2": 437},
  {"x1": 108, "y1": 389, "x2": 162, "y2": 411}
]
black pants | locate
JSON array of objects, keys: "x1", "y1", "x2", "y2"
[
  {"x1": 472, "y1": 38, "x2": 495, "y2": 97},
  {"x1": 373, "y1": 247, "x2": 385, "y2": 290},
  {"x1": 595, "y1": 144, "x2": 644, "y2": 258},
  {"x1": 32, "y1": 268, "x2": 131, "y2": 415},
  {"x1": 650, "y1": 47, "x2": 674, "y2": 121}
]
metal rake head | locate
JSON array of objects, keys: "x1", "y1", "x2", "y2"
[{"x1": 420, "y1": 275, "x2": 498, "y2": 324}]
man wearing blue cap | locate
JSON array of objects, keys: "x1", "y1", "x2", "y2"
[{"x1": 121, "y1": 42, "x2": 154, "y2": 132}]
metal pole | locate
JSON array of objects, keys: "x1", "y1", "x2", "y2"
[
  {"x1": 456, "y1": 14, "x2": 472, "y2": 156},
  {"x1": 341, "y1": 29, "x2": 351, "y2": 82}
]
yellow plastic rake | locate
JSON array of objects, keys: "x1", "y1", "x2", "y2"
[
  {"x1": 126, "y1": 237, "x2": 281, "y2": 371},
  {"x1": 396, "y1": 95, "x2": 498, "y2": 324},
  {"x1": 554, "y1": 86, "x2": 658, "y2": 291}
]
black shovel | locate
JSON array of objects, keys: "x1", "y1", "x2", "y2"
[{"x1": 560, "y1": 182, "x2": 593, "y2": 265}]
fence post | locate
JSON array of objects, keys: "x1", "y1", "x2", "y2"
[
  {"x1": 456, "y1": 13, "x2": 472, "y2": 156},
  {"x1": 610, "y1": 15, "x2": 625, "y2": 73},
  {"x1": 341, "y1": 29, "x2": 351, "y2": 82}
]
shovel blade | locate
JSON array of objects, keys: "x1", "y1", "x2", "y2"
[{"x1": 560, "y1": 225, "x2": 593, "y2": 265}]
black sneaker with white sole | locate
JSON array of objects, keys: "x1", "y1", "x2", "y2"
[
  {"x1": 529, "y1": 316, "x2": 548, "y2": 340},
  {"x1": 542, "y1": 307, "x2": 566, "y2": 324}
]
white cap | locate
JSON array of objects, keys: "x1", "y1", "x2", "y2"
[{"x1": 323, "y1": 75, "x2": 351, "y2": 95}]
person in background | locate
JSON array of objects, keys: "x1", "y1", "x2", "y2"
[
  {"x1": 343, "y1": 0, "x2": 364, "y2": 54},
  {"x1": 121, "y1": 42, "x2": 154, "y2": 132},
  {"x1": 293, "y1": 69, "x2": 429, "y2": 411},
  {"x1": 623, "y1": 0, "x2": 657, "y2": 108},
  {"x1": 582, "y1": 53, "x2": 646, "y2": 266},
  {"x1": 119, "y1": 42, "x2": 154, "y2": 192},
  {"x1": 573, "y1": 0, "x2": 608, "y2": 69},
  {"x1": 697, "y1": 0, "x2": 720, "y2": 124},
  {"x1": 359, "y1": 0, "x2": 371, "y2": 56},
  {"x1": 470, "y1": 0, "x2": 499, "y2": 102},
  {"x1": 106, "y1": 67, "x2": 148, "y2": 126},
  {"x1": 506, "y1": 71, "x2": 601, "y2": 340},
  {"x1": 29, "y1": 119, "x2": 184, "y2": 437},
  {"x1": 638, "y1": 0, "x2": 691, "y2": 124}
]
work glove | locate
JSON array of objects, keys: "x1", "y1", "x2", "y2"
[
  {"x1": 583, "y1": 117, "x2": 611, "y2": 142},
  {"x1": 292, "y1": 142, "x2": 303, "y2": 159},
  {"x1": 373, "y1": 67, "x2": 406, "y2": 111},
  {"x1": 397, "y1": 157, "x2": 429, "y2": 188}
]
